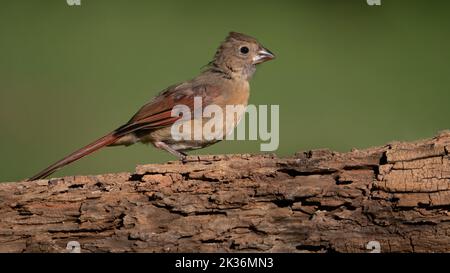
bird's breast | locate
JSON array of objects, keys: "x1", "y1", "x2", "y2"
[
  {"x1": 212, "y1": 80, "x2": 250, "y2": 138},
  {"x1": 220, "y1": 80, "x2": 250, "y2": 106}
]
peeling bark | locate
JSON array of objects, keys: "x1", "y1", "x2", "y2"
[{"x1": 2, "y1": 132, "x2": 450, "y2": 253}]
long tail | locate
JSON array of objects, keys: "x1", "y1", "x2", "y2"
[{"x1": 28, "y1": 132, "x2": 120, "y2": 181}]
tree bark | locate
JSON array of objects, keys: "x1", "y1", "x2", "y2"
[{"x1": 2, "y1": 132, "x2": 450, "y2": 253}]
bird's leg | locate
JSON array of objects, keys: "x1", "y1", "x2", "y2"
[{"x1": 154, "y1": 141, "x2": 187, "y2": 161}]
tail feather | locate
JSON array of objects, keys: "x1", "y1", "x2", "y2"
[{"x1": 28, "y1": 132, "x2": 120, "y2": 181}]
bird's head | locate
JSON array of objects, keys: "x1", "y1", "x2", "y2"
[{"x1": 210, "y1": 32, "x2": 275, "y2": 80}]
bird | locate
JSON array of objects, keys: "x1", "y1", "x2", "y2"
[{"x1": 28, "y1": 32, "x2": 275, "y2": 181}]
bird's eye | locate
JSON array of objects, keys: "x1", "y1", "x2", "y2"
[{"x1": 240, "y1": 46, "x2": 249, "y2": 54}]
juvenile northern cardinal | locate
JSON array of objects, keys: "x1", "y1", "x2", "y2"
[{"x1": 28, "y1": 32, "x2": 275, "y2": 181}]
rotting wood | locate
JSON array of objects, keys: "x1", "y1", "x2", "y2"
[{"x1": 2, "y1": 131, "x2": 450, "y2": 253}]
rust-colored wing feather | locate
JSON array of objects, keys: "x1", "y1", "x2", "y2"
[{"x1": 114, "y1": 82, "x2": 221, "y2": 135}]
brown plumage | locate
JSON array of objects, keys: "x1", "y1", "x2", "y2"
[{"x1": 28, "y1": 32, "x2": 275, "y2": 181}]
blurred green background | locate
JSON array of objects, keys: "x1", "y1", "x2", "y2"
[{"x1": 1, "y1": 0, "x2": 450, "y2": 181}]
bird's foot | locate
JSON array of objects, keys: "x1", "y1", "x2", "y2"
[{"x1": 154, "y1": 141, "x2": 187, "y2": 162}]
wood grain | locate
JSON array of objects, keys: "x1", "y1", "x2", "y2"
[{"x1": 2, "y1": 131, "x2": 450, "y2": 252}]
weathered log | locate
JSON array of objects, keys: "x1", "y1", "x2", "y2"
[{"x1": 2, "y1": 131, "x2": 450, "y2": 253}]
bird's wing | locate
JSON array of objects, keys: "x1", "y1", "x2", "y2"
[
  {"x1": 114, "y1": 82, "x2": 221, "y2": 136},
  {"x1": 28, "y1": 83, "x2": 221, "y2": 181}
]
